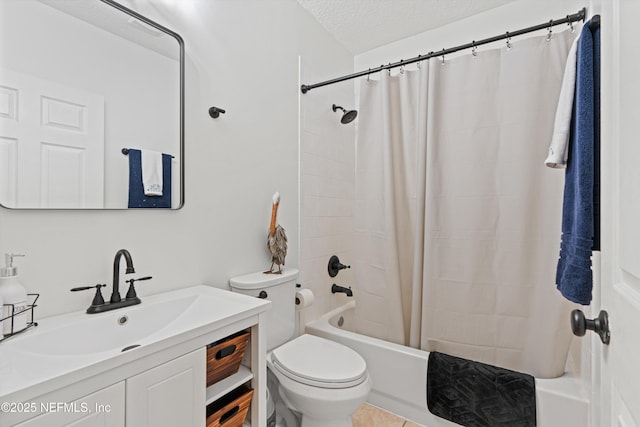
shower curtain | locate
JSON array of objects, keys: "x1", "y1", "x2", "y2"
[
  {"x1": 354, "y1": 65, "x2": 429, "y2": 347},
  {"x1": 354, "y1": 30, "x2": 578, "y2": 378}
]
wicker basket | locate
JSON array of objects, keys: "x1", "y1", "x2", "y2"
[
  {"x1": 206, "y1": 385, "x2": 254, "y2": 427},
  {"x1": 207, "y1": 330, "x2": 250, "y2": 386}
]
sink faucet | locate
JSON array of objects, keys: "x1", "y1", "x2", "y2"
[
  {"x1": 71, "y1": 249, "x2": 151, "y2": 314},
  {"x1": 111, "y1": 249, "x2": 135, "y2": 303}
]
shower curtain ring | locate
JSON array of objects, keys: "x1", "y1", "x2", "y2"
[
  {"x1": 546, "y1": 20, "x2": 553, "y2": 41},
  {"x1": 472, "y1": 41, "x2": 478, "y2": 57},
  {"x1": 367, "y1": 68, "x2": 371, "y2": 81},
  {"x1": 441, "y1": 49, "x2": 446, "y2": 65},
  {"x1": 568, "y1": 17, "x2": 575, "y2": 33},
  {"x1": 506, "y1": 32, "x2": 512, "y2": 50},
  {"x1": 400, "y1": 63, "x2": 405, "y2": 74},
  {"x1": 416, "y1": 55, "x2": 421, "y2": 69}
]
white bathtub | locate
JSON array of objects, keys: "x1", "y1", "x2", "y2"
[{"x1": 306, "y1": 301, "x2": 590, "y2": 427}]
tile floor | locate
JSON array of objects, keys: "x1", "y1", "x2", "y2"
[{"x1": 352, "y1": 403, "x2": 424, "y2": 427}]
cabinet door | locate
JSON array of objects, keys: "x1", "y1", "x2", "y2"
[
  {"x1": 15, "y1": 382, "x2": 125, "y2": 427},
  {"x1": 126, "y1": 348, "x2": 205, "y2": 427}
]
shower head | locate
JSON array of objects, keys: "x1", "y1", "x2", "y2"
[{"x1": 332, "y1": 104, "x2": 358, "y2": 124}]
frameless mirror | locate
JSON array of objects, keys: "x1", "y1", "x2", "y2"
[{"x1": 0, "y1": 0, "x2": 183, "y2": 209}]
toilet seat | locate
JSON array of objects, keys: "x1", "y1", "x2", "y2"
[{"x1": 271, "y1": 334, "x2": 367, "y2": 389}]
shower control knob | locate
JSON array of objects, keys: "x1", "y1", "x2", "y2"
[
  {"x1": 571, "y1": 309, "x2": 610, "y2": 345},
  {"x1": 328, "y1": 255, "x2": 350, "y2": 278}
]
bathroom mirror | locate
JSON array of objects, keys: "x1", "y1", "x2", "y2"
[{"x1": 0, "y1": 0, "x2": 184, "y2": 209}]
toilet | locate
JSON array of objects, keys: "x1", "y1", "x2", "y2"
[{"x1": 230, "y1": 268, "x2": 371, "y2": 427}]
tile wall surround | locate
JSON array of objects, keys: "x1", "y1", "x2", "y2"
[{"x1": 299, "y1": 57, "x2": 356, "y2": 325}]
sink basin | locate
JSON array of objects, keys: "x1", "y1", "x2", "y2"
[
  {"x1": 0, "y1": 285, "x2": 271, "y2": 412},
  {"x1": 11, "y1": 294, "x2": 198, "y2": 356}
]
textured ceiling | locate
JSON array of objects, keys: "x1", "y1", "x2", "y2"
[{"x1": 295, "y1": 0, "x2": 516, "y2": 54}]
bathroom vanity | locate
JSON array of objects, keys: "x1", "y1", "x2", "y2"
[{"x1": 0, "y1": 286, "x2": 270, "y2": 427}]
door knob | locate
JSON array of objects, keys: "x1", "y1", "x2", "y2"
[{"x1": 571, "y1": 309, "x2": 610, "y2": 345}]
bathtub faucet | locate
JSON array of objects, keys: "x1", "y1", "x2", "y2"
[{"x1": 331, "y1": 284, "x2": 353, "y2": 297}]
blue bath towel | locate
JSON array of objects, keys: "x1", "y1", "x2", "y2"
[
  {"x1": 556, "y1": 21, "x2": 600, "y2": 305},
  {"x1": 127, "y1": 149, "x2": 173, "y2": 208}
]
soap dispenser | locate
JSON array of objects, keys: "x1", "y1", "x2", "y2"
[{"x1": 0, "y1": 253, "x2": 28, "y2": 335}]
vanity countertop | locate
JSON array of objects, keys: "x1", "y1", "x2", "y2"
[{"x1": 0, "y1": 285, "x2": 270, "y2": 403}]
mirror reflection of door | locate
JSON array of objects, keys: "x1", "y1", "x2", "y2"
[
  {"x1": 0, "y1": 0, "x2": 182, "y2": 209},
  {"x1": 0, "y1": 68, "x2": 105, "y2": 208}
]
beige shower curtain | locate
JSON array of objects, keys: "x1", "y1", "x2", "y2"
[
  {"x1": 355, "y1": 29, "x2": 578, "y2": 378},
  {"x1": 354, "y1": 64, "x2": 429, "y2": 346}
]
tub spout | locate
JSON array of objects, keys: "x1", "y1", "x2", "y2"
[{"x1": 332, "y1": 284, "x2": 353, "y2": 297}]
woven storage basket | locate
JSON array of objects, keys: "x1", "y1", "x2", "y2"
[
  {"x1": 206, "y1": 329, "x2": 250, "y2": 386},
  {"x1": 206, "y1": 385, "x2": 254, "y2": 427}
]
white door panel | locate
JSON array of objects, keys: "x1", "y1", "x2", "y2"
[
  {"x1": 0, "y1": 67, "x2": 104, "y2": 208},
  {"x1": 600, "y1": 1, "x2": 640, "y2": 426}
]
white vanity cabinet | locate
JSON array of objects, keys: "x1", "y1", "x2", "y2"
[
  {"x1": 0, "y1": 286, "x2": 270, "y2": 427},
  {"x1": 12, "y1": 349, "x2": 204, "y2": 427},
  {"x1": 13, "y1": 383, "x2": 126, "y2": 427},
  {"x1": 126, "y1": 348, "x2": 205, "y2": 426}
]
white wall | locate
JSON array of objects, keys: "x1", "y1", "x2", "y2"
[
  {"x1": 0, "y1": 0, "x2": 352, "y2": 319},
  {"x1": 356, "y1": 0, "x2": 586, "y2": 71}
]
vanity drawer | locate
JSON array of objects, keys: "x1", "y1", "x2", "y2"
[
  {"x1": 206, "y1": 385, "x2": 254, "y2": 427},
  {"x1": 207, "y1": 329, "x2": 250, "y2": 386}
]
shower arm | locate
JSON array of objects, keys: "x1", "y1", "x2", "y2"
[{"x1": 301, "y1": 8, "x2": 593, "y2": 94}]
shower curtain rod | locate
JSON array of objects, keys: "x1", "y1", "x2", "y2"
[{"x1": 300, "y1": 8, "x2": 591, "y2": 94}]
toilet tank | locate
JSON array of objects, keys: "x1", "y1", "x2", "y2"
[{"x1": 229, "y1": 268, "x2": 299, "y2": 351}]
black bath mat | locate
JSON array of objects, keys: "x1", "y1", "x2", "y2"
[{"x1": 426, "y1": 352, "x2": 536, "y2": 427}]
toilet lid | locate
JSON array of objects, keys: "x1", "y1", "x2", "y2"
[{"x1": 271, "y1": 334, "x2": 367, "y2": 389}]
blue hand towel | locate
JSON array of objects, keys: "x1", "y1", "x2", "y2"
[
  {"x1": 556, "y1": 21, "x2": 600, "y2": 305},
  {"x1": 127, "y1": 149, "x2": 172, "y2": 208}
]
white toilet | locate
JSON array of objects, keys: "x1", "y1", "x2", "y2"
[{"x1": 230, "y1": 268, "x2": 371, "y2": 427}]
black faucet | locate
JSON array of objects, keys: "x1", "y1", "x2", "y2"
[
  {"x1": 71, "y1": 249, "x2": 151, "y2": 314},
  {"x1": 331, "y1": 284, "x2": 353, "y2": 297},
  {"x1": 111, "y1": 249, "x2": 135, "y2": 303}
]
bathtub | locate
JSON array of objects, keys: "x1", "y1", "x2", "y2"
[{"x1": 306, "y1": 301, "x2": 590, "y2": 427}]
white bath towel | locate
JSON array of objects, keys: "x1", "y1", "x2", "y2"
[
  {"x1": 141, "y1": 149, "x2": 163, "y2": 196},
  {"x1": 545, "y1": 32, "x2": 580, "y2": 168}
]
